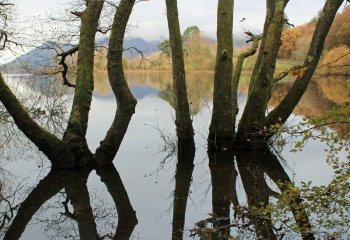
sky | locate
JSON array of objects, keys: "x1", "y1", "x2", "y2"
[{"x1": 13, "y1": 0, "x2": 334, "y2": 41}]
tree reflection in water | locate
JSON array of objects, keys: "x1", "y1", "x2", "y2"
[
  {"x1": 1, "y1": 73, "x2": 348, "y2": 239},
  {"x1": 0, "y1": 145, "x2": 324, "y2": 239},
  {"x1": 2, "y1": 165, "x2": 137, "y2": 240},
  {"x1": 174, "y1": 147, "x2": 315, "y2": 240}
]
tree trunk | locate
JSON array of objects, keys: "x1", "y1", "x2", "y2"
[
  {"x1": 0, "y1": 1, "x2": 104, "y2": 167},
  {"x1": 236, "y1": 0, "x2": 288, "y2": 146},
  {"x1": 208, "y1": 0, "x2": 234, "y2": 151},
  {"x1": 248, "y1": 0, "x2": 275, "y2": 90},
  {"x1": 0, "y1": 73, "x2": 75, "y2": 167},
  {"x1": 165, "y1": 0, "x2": 194, "y2": 142},
  {"x1": 95, "y1": 0, "x2": 137, "y2": 164},
  {"x1": 232, "y1": 34, "x2": 261, "y2": 130},
  {"x1": 266, "y1": 0, "x2": 344, "y2": 128},
  {"x1": 64, "y1": 0, "x2": 104, "y2": 159}
]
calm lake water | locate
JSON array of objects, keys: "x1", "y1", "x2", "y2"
[{"x1": 0, "y1": 72, "x2": 349, "y2": 239}]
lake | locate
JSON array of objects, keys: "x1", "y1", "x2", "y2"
[{"x1": 0, "y1": 71, "x2": 349, "y2": 239}]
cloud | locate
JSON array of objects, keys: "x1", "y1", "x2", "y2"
[{"x1": 14, "y1": 0, "x2": 328, "y2": 41}]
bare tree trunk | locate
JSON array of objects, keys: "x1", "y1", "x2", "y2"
[
  {"x1": 95, "y1": 0, "x2": 137, "y2": 164},
  {"x1": 232, "y1": 34, "x2": 261, "y2": 130},
  {"x1": 266, "y1": 0, "x2": 344, "y2": 128},
  {"x1": 248, "y1": 0, "x2": 275, "y2": 90},
  {"x1": 165, "y1": 0, "x2": 194, "y2": 143},
  {"x1": 63, "y1": 0, "x2": 104, "y2": 158},
  {"x1": 0, "y1": 73, "x2": 74, "y2": 167},
  {"x1": 208, "y1": 0, "x2": 234, "y2": 151},
  {"x1": 0, "y1": 1, "x2": 104, "y2": 167},
  {"x1": 236, "y1": 0, "x2": 288, "y2": 146}
]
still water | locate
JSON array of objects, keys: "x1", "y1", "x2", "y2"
[{"x1": 0, "y1": 72, "x2": 349, "y2": 239}]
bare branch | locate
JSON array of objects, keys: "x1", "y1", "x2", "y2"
[
  {"x1": 57, "y1": 46, "x2": 79, "y2": 88},
  {"x1": 273, "y1": 65, "x2": 303, "y2": 83},
  {"x1": 70, "y1": 11, "x2": 83, "y2": 18},
  {"x1": 317, "y1": 51, "x2": 350, "y2": 69}
]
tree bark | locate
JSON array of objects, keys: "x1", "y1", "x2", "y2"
[
  {"x1": 248, "y1": 0, "x2": 275, "y2": 90},
  {"x1": 94, "y1": 0, "x2": 137, "y2": 164},
  {"x1": 165, "y1": 0, "x2": 194, "y2": 142},
  {"x1": 236, "y1": 0, "x2": 288, "y2": 146},
  {"x1": 64, "y1": 0, "x2": 104, "y2": 156},
  {"x1": 0, "y1": 73, "x2": 76, "y2": 167},
  {"x1": 0, "y1": 1, "x2": 104, "y2": 167},
  {"x1": 232, "y1": 34, "x2": 261, "y2": 130},
  {"x1": 266, "y1": 0, "x2": 344, "y2": 128},
  {"x1": 208, "y1": 0, "x2": 234, "y2": 151}
]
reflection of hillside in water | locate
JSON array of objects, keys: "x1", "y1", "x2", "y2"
[
  {"x1": 94, "y1": 72, "x2": 349, "y2": 118},
  {"x1": 270, "y1": 77, "x2": 349, "y2": 117}
]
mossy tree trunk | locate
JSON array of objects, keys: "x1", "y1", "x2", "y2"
[
  {"x1": 0, "y1": 0, "x2": 138, "y2": 167},
  {"x1": 0, "y1": 73, "x2": 74, "y2": 166},
  {"x1": 63, "y1": 0, "x2": 105, "y2": 160},
  {"x1": 232, "y1": 34, "x2": 261, "y2": 130},
  {"x1": 248, "y1": 0, "x2": 275, "y2": 90},
  {"x1": 95, "y1": 0, "x2": 137, "y2": 164},
  {"x1": 165, "y1": 0, "x2": 194, "y2": 143},
  {"x1": 235, "y1": 0, "x2": 344, "y2": 147},
  {"x1": 266, "y1": 0, "x2": 344, "y2": 128},
  {"x1": 208, "y1": 0, "x2": 234, "y2": 151},
  {"x1": 0, "y1": 1, "x2": 105, "y2": 167},
  {"x1": 236, "y1": 0, "x2": 288, "y2": 146}
]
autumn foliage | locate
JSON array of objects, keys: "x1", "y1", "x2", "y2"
[
  {"x1": 278, "y1": 28, "x2": 301, "y2": 59},
  {"x1": 279, "y1": 6, "x2": 350, "y2": 61}
]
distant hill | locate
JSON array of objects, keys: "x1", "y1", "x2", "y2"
[
  {"x1": 0, "y1": 43, "x2": 64, "y2": 73},
  {"x1": 1, "y1": 38, "x2": 161, "y2": 73},
  {"x1": 123, "y1": 38, "x2": 160, "y2": 57}
]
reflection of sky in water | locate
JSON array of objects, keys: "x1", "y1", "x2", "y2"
[{"x1": 2, "y1": 73, "x2": 347, "y2": 239}]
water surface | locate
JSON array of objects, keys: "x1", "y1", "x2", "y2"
[{"x1": 0, "y1": 72, "x2": 349, "y2": 239}]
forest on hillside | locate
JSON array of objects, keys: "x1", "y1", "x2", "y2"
[{"x1": 119, "y1": 6, "x2": 350, "y2": 75}]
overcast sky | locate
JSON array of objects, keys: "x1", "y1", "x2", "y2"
[{"x1": 13, "y1": 0, "x2": 335, "y2": 41}]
